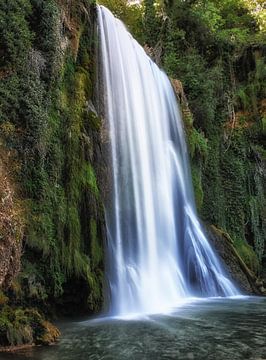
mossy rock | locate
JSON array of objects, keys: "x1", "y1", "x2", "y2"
[
  {"x1": 207, "y1": 225, "x2": 263, "y2": 295},
  {"x1": 0, "y1": 291, "x2": 8, "y2": 306},
  {"x1": 87, "y1": 110, "x2": 101, "y2": 131},
  {"x1": 191, "y1": 165, "x2": 204, "y2": 211},
  {"x1": 37, "y1": 320, "x2": 60, "y2": 345},
  {"x1": 0, "y1": 306, "x2": 60, "y2": 348},
  {"x1": 235, "y1": 241, "x2": 260, "y2": 275}
]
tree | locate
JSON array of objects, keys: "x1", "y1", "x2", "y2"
[{"x1": 143, "y1": 0, "x2": 160, "y2": 46}]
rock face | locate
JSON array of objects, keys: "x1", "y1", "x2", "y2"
[
  {"x1": 1, "y1": 0, "x2": 106, "y2": 318},
  {"x1": 207, "y1": 225, "x2": 265, "y2": 295},
  {"x1": 0, "y1": 148, "x2": 23, "y2": 289},
  {"x1": 170, "y1": 77, "x2": 265, "y2": 294}
]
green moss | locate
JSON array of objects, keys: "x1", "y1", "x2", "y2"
[
  {"x1": 182, "y1": 106, "x2": 208, "y2": 161},
  {"x1": 262, "y1": 116, "x2": 266, "y2": 135},
  {"x1": 87, "y1": 111, "x2": 101, "y2": 131},
  {"x1": 17, "y1": 260, "x2": 48, "y2": 302},
  {"x1": 235, "y1": 240, "x2": 260, "y2": 274},
  {"x1": 81, "y1": 164, "x2": 99, "y2": 197},
  {"x1": 87, "y1": 271, "x2": 103, "y2": 312},
  {"x1": 0, "y1": 0, "x2": 104, "y2": 316},
  {"x1": 189, "y1": 128, "x2": 209, "y2": 159},
  {"x1": 0, "y1": 306, "x2": 59, "y2": 347},
  {"x1": 0, "y1": 0, "x2": 32, "y2": 69},
  {"x1": 160, "y1": 0, "x2": 265, "y2": 275},
  {"x1": 90, "y1": 219, "x2": 103, "y2": 269},
  {"x1": 0, "y1": 291, "x2": 8, "y2": 306},
  {"x1": 191, "y1": 165, "x2": 204, "y2": 211}
]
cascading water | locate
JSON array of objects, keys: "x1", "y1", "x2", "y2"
[{"x1": 98, "y1": 5, "x2": 238, "y2": 316}]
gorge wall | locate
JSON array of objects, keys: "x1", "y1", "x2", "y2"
[
  {"x1": 0, "y1": 0, "x2": 105, "y2": 348},
  {"x1": 139, "y1": 0, "x2": 266, "y2": 285}
]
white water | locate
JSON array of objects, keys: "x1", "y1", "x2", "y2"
[{"x1": 98, "y1": 5, "x2": 238, "y2": 316}]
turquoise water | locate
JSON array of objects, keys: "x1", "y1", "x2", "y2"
[{"x1": 1, "y1": 297, "x2": 266, "y2": 360}]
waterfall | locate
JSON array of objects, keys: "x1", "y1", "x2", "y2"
[{"x1": 98, "y1": 5, "x2": 238, "y2": 316}]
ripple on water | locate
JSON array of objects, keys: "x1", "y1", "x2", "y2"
[{"x1": 1, "y1": 298, "x2": 266, "y2": 360}]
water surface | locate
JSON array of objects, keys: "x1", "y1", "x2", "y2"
[{"x1": 2, "y1": 298, "x2": 266, "y2": 360}]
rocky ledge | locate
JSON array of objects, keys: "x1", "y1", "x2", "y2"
[
  {"x1": 0, "y1": 296, "x2": 60, "y2": 352},
  {"x1": 207, "y1": 225, "x2": 266, "y2": 296}
]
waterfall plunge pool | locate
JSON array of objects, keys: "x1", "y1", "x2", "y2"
[{"x1": 2, "y1": 297, "x2": 266, "y2": 360}]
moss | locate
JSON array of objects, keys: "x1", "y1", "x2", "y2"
[
  {"x1": 235, "y1": 241, "x2": 260, "y2": 274},
  {"x1": 182, "y1": 106, "x2": 209, "y2": 160},
  {"x1": 191, "y1": 165, "x2": 204, "y2": 211},
  {"x1": 0, "y1": 0, "x2": 103, "y2": 328},
  {"x1": 0, "y1": 306, "x2": 60, "y2": 347},
  {"x1": 262, "y1": 116, "x2": 266, "y2": 135},
  {"x1": 90, "y1": 219, "x2": 103, "y2": 269},
  {"x1": 87, "y1": 271, "x2": 103, "y2": 312},
  {"x1": 201, "y1": 135, "x2": 225, "y2": 227},
  {"x1": 81, "y1": 164, "x2": 99, "y2": 197},
  {"x1": 160, "y1": 0, "x2": 266, "y2": 277},
  {"x1": 38, "y1": 320, "x2": 60, "y2": 345},
  {"x1": 0, "y1": 292, "x2": 8, "y2": 306},
  {"x1": 86, "y1": 111, "x2": 102, "y2": 131},
  {"x1": 18, "y1": 260, "x2": 48, "y2": 302},
  {"x1": 188, "y1": 127, "x2": 209, "y2": 159}
]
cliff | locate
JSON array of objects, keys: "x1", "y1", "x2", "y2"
[
  {"x1": 0, "y1": 0, "x2": 105, "y2": 349},
  {"x1": 141, "y1": 0, "x2": 265, "y2": 287}
]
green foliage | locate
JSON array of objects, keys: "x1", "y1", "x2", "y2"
[
  {"x1": 0, "y1": 306, "x2": 33, "y2": 346},
  {"x1": 98, "y1": 0, "x2": 145, "y2": 43},
  {"x1": 188, "y1": 127, "x2": 209, "y2": 159},
  {"x1": 191, "y1": 165, "x2": 204, "y2": 211},
  {"x1": 0, "y1": 0, "x2": 104, "y2": 314},
  {"x1": 143, "y1": 0, "x2": 161, "y2": 46},
  {"x1": 19, "y1": 260, "x2": 48, "y2": 302},
  {"x1": 82, "y1": 164, "x2": 99, "y2": 197},
  {"x1": 30, "y1": 0, "x2": 61, "y2": 83},
  {"x1": 0, "y1": 0, "x2": 32, "y2": 68},
  {"x1": 221, "y1": 134, "x2": 247, "y2": 240},
  {"x1": 0, "y1": 291, "x2": 8, "y2": 306},
  {"x1": 160, "y1": 0, "x2": 265, "y2": 271},
  {"x1": 235, "y1": 240, "x2": 260, "y2": 274},
  {"x1": 262, "y1": 116, "x2": 266, "y2": 135},
  {"x1": 90, "y1": 219, "x2": 103, "y2": 269},
  {"x1": 0, "y1": 0, "x2": 264, "y2": 319},
  {"x1": 0, "y1": 306, "x2": 59, "y2": 346},
  {"x1": 191, "y1": 1, "x2": 224, "y2": 33}
]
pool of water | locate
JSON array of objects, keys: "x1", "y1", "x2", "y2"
[{"x1": 1, "y1": 297, "x2": 266, "y2": 360}]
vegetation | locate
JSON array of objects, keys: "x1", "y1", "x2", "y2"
[
  {"x1": 0, "y1": 303, "x2": 60, "y2": 347},
  {"x1": 149, "y1": 0, "x2": 266, "y2": 275},
  {"x1": 0, "y1": 0, "x2": 265, "y2": 348},
  {"x1": 0, "y1": 0, "x2": 104, "y2": 346},
  {"x1": 102, "y1": 0, "x2": 265, "y2": 276},
  {"x1": 98, "y1": 0, "x2": 144, "y2": 42}
]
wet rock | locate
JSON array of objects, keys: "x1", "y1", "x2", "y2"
[{"x1": 207, "y1": 225, "x2": 264, "y2": 295}]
